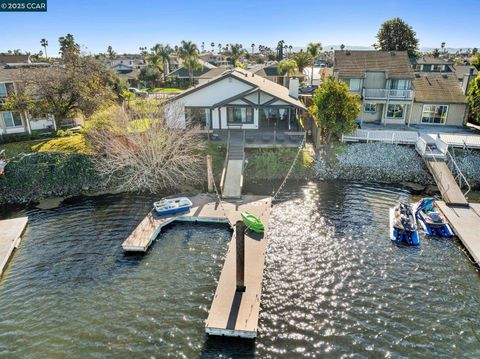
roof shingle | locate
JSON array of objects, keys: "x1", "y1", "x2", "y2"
[
  {"x1": 413, "y1": 73, "x2": 467, "y2": 104},
  {"x1": 334, "y1": 50, "x2": 414, "y2": 79}
]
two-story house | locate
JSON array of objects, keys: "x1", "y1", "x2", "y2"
[
  {"x1": 334, "y1": 50, "x2": 415, "y2": 125},
  {"x1": 0, "y1": 63, "x2": 56, "y2": 136}
]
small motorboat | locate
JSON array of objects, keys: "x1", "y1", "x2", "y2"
[
  {"x1": 389, "y1": 202, "x2": 420, "y2": 245},
  {"x1": 241, "y1": 212, "x2": 264, "y2": 234},
  {"x1": 415, "y1": 198, "x2": 454, "y2": 238},
  {"x1": 153, "y1": 197, "x2": 192, "y2": 216}
]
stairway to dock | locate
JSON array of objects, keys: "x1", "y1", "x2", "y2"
[
  {"x1": 221, "y1": 131, "x2": 245, "y2": 199},
  {"x1": 416, "y1": 136, "x2": 469, "y2": 206}
]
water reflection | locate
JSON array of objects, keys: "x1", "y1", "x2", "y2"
[{"x1": 0, "y1": 183, "x2": 479, "y2": 358}]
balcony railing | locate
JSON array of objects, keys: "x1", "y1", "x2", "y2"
[{"x1": 363, "y1": 88, "x2": 413, "y2": 100}]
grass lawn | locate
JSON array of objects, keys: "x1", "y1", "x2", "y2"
[
  {"x1": 205, "y1": 141, "x2": 227, "y2": 175},
  {"x1": 1, "y1": 134, "x2": 92, "y2": 158},
  {"x1": 245, "y1": 147, "x2": 314, "y2": 180}
]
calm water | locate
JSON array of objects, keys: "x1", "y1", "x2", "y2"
[{"x1": 0, "y1": 182, "x2": 479, "y2": 358}]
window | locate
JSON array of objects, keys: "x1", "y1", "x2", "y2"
[
  {"x1": 227, "y1": 107, "x2": 254, "y2": 124},
  {"x1": 0, "y1": 82, "x2": 14, "y2": 97},
  {"x1": 390, "y1": 79, "x2": 409, "y2": 90},
  {"x1": 421, "y1": 105, "x2": 448, "y2": 124},
  {"x1": 364, "y1": 103, "x2": 377, "y2": 113},
  {"x1": 2, "y1": 112, "x2": 22, "y2": 128},
  {"x1": 185, "y1": 107, "x2": 211, "y2": 128},
  {"x1": 386, "y1": 104, "x2": 404, "y2": 119},
  {"x1": 348, "y1": 79, "x2": 361, "y2": 91}
]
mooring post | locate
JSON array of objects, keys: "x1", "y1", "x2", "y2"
[
  {"x1": 206, "y1": 154, "x2": 214, "y2": 192},
  {"x1": 235, "y1": 220, "x2": 246, "y2": 292}
]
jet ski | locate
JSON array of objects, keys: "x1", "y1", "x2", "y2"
[
  {"x1": 389, "y1": 202, "x2": 420, "y2": 246},
  {"x1": 415, "y1": 198, "x2": 454, "y2": 238}
]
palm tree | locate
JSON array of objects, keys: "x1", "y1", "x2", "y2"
[
  {"x1": 201, "y1": 41, "x2": 205, "y2": 53},
  {"x1": 218, "y1": 43, "x2": 222, "y2": 53},
  {"x1": 307, "y1": 42, "x2": 322, "y2": 85},
  {"x1": 292, "y1": 50, "x2": 313, "y2": 75},
  {"x1": 178, "y1": 40, "x2": 200, "y2": 85},
  {"x1": 251, "y1": 43, "x2": 255, "y2": 54},
  {"x1": 441, "y1": 42, "x2": 446, "y2": 53},
  {"x1": 289, "y1": 45, "x2": 293, "y2": 54},
  {"x1": 148, "y1": 44, "x2": 173, "y2": 80},
  {"x1": 40, "y1": 38, "x2": 48, "y2": 59},
  {"x1": 211, "y1": 42, "x2": 215, "y2": 52},
  {"x1": 278, "y1": 59, "x2": 298, "y2": 86},
  {"x1": 340, "y1": 44, "x2": 345, "y2": 51}
]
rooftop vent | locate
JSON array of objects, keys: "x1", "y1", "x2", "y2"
[{"x1": 442, "y1": 74, "x2": 448, "y2": 79}]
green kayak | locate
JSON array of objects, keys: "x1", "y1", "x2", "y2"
[{"x1": 241, "y1": 212, "x2": 265, "y2": 234}]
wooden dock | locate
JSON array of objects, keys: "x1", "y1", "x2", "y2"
[
  {"x1": 426, "y1": 160, "x2": 468, "y2": 206},
  {"x1": 0, "y1": 217, "x2": 28, "y2": 277},
  {"x1": 122, "y1": 193, "x2": 271, "y2": 338},
  {"x1": 437, "y1": 201, "x2": 480, "y2": 265}
]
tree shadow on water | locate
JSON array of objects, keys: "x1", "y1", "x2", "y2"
[{"x1": 199, "y1": 335, "x2": 255, "y2": 358}]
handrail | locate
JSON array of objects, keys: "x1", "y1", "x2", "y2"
[
  {"x1": 219, "y1": 130, "x2": 231, "y2": 192},
  {"x1": 446, "y1": 149, "x2": 471, "y2": 197}
]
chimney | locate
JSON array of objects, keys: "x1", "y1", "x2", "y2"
[{"x1": 289, "y1": 78, "x2": 299, "y2": 99}]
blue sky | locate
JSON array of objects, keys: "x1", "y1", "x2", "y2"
[{"x1": 1, "y1": 0, "x2": 479, "y2": 55}]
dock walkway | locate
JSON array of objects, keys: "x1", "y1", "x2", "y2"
[
  {"x1": 437, "y1": 202, "x2": 480, "y2": 265},
  {"x1": 122, "y1": 193, "x2": 271, "y2": 338},
  {"x1": 0, "y1": 217, "x2": 28, "y2": 277},
  {"x1": 426, "y1": 160, "x2": 468, "y2": 206}
]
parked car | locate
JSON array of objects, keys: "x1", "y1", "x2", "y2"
[{"x1": 299, "y1": 85, "x2": 318, "y2": 94}]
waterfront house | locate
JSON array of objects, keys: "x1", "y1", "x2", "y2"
[
  {"x1": 334, "y1": 50, "x2": 415, "y2": 125},
  {"x1": 165, "y1": 68, "x2": 306, "y2": 131},
  {"x1": 410, "y1": 73, "x2": 468, "y2": 126},
  {"x1": 0, "y1": 63, "x2": 56, "y2": 136},
  {"x1": 167, "y1": 59, "x2": 220, "y2": 87}
]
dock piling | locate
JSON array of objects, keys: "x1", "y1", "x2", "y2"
[
  {"x1": 235, "y1": 220, "x2": 246, "y2": 292},
  {"x1": 207, "y1": 155, "x2": 214, "y2": 192}
]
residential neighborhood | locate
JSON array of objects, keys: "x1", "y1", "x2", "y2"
[{"x1": 1, "y1": 1, "x2": 480, "y2": 358}]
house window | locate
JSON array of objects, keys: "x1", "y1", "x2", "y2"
[
  {"x1": 390, "y1": 79, "x2": 409, "y2": 90},
  {"x1": 348, "y1": 79, "x2": 361, "y2": 91},
  {"x1": 185, "y1": 107, "x2": 211, "y2": 128},
  {"x1": 386, "y1": 104, "x2": 404, "y2": 119},
  {"x1": 364, "y1": 103, "x2": 377, "y2": 113},
  {"x1": 2, "y1": 112, "x2": 22, "y2": 128},
  {"x1": 421, "y1": 105, "x2": 448, "y2": 124},
  {"x1": 0, "y1": 82, "x2": 14, "y2": 97},
  {"x1": 227, "y1": 107, "x2": 254, "y2": 124}
]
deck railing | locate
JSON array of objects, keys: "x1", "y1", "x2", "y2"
[
  {"x1": 446, "y1": 150, "x2": 471, "y2": 197},
  {"x1": 363, "y1": 88, "x2": 413, "y2": 100}
]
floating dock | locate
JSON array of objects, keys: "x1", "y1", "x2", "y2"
[
  {"x1": 122, "y1": 193, "x2": 271, "y2": 338},
  {"x1": 0, "y1": 217, "x2": 28, "y2": 277},
  {"x1": 437, "y1": 201, "x2": 480, "y2": 265}
]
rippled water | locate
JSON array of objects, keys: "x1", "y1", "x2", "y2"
[{"x1": 1, "y1": 182, "x2": 480, "y2": 358}]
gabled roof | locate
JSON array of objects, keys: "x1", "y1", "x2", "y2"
[
  {"x1": 452, "y1": 65, "x2": 478, "y2": 80},
  {"x1": 0, "y1": 54, "x2": 30, "y2": 65},
  {"x1": 167, "y1": 59, "x2": 217, "y2": 78},
  {"x1": 334, "y1": 50, "x2": 414, "y2": 79},
  {"x1": 169, "y1": 68, "x2": 306, "y2": 109},
  {"x1": 413, "y1": 73, "x2": 467, "y2": 104},
  {"x1": 414, "y1": 56, "x2": 453, "y2": 65},
  {"x1": 253, "y1": 62, "x2": 305, "y2": 78}
]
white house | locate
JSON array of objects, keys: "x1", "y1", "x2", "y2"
[{"x1": 165, "y1": 68, "x2": 306, "y2": 131}]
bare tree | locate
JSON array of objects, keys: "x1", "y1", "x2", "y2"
[{"x1": 85, "y1": 104, "x2": 206, "y2": 192}]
